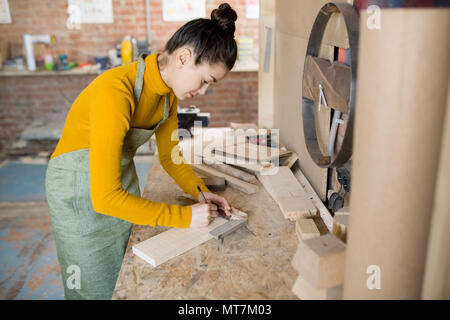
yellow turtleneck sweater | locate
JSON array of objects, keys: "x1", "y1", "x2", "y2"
[{"x1": 50, "y1": 53, "x2": 209, "y2": 228}]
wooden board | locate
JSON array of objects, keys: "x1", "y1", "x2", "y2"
[
  {"x1": 207, "y1": 162, "x2": 257, "y2": 183},
  {"x1": 133, "y1": 217, "x2": 229, "y2": 267},
  {"x1": 281, "y1": 152, "x2": 299, "y2": 169},
  {"x1": 212, "y1": 153, "x2": 275, "y2": 173},
  {"x1": 256, "y1": 166, "x2": 316, "y2": 221},
  {"x1": 200, "y1": 176, "x2": 226, "y2": 191},
  {"x1": 214, "y1": 141, "x2": 292, "y2": 163},
  {"x1": 293, "y1": 167, "x2": 334, "y2": 231},
  {"x1": 192, "y1": 164, "x2": 258, "y2": 195}
]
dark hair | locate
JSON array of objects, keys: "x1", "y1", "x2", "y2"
[{"x1": 164, "y1": 3, "x2": 238, "y2": 70}]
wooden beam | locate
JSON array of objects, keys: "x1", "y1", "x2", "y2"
[
  {"x1": 256, "y1": 166, "x2": 316, "y2": 221},
  {"x1": 207, "y1": 162, "x2": 257, "y2": 183},
  {"x1": 200, "y1": 176, "x2": 226, "y2": 191},
  {"x1": 192, "y1": 164, "x2": 258, "y2": 195},
  {"x1": 293, "y1": 168, "x2": 334, "y2": 232},
  {"x1": 281, "y1": 152, "x2": 299, "y2": 168}
]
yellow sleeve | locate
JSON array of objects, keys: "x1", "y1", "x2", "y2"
[
  {"x1": 88, "y1": 82, "x2": 192, "y2": 228},
  {"x1": 155, "y1": 94, "x2": 211, "y2": 199}
]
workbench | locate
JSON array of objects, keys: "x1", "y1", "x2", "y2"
[{"x1": 112, "y1": 157, "x2": 299, "y2": 300}]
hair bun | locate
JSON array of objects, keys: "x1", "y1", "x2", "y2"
[{"x1": 211, "y1": 3, "x2": 237, "y2": 35}]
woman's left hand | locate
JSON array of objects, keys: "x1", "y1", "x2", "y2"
[{"x1": 198, "y1": 192, "x2": 236, "y2": 218}]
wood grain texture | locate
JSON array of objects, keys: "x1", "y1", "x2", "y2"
[
  {"x1": 133, "y1": 217, "x2": 229, "y2": 267},
  {"x1": 256, "y1": 166, "x2": 316, "y2": 221}
]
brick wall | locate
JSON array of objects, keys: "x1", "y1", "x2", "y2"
[
  {"x1": 0, "y1": 0, "x2": 258, "y2": 63},
  {"x1": 0, "y1": 71, "x2": 257, "y2": 152},
  {"x1": 0, "y1": 74, "x2": 97, "y2": 152},
  {"x1": 0, "y1": 0, "x2": 258, "y2": 152}
]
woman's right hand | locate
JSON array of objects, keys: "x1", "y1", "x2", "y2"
[{"x1": 189, "y1": 203, "x2": 218, "y2": 228}]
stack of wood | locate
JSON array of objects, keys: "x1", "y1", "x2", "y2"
[{"x1": 185, "y1": 124, "x2": 299, "y2": 195}]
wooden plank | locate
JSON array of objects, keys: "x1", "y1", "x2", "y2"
[
  {"x1": 212, "y1": 152, "x2": 275, "y2": 173},
  {"x1": 192, "y1": 164, "x2": 258, "y2": 195},
  {"x1": 214, "y1": 142, "x2": 292, "y2": 163},
  {"x1": 200, "y1": 176, "x2": 226, "y2": 191},
  {"x1": 281, "y1": 152, "x2": 299, "y2": 169},
  {"x1": 292, "y1": 275, "x2": 343, "y2": 300},
  {"x1": 132, "y1": 217, "x2": 229, "y2": 267},
  {"x1": 293, "y1": 167, "x2": 334, "y2": 232},
  {"x1": 256, "y1": 166, "x2": 316, "y2": 221},
  {"x1": 291, "y1": 234, "x2": 346, "y2": 289},
  {"x1": 296, "y1": 218, "x2": 320, "y2": 241},
  {"x1": 207, "y1": 162, "x2": 257, "y2": 183}
]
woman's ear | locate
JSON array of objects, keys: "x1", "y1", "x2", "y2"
[{"x1": 175, "y1": 47, "x2": 193, "y2": 70}]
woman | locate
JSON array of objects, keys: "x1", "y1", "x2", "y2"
[{"x1": 46, "y1": 3, "x2": 238, "y2": 300}]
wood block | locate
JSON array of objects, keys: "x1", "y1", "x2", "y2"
[
  {"x1": 332, "y1": 214, "x2": 348, "y2": 243},
  {"x1": 256, "y1": 166, "x2": 316, "y2": 220},
  {"x1": 212, "y1": 153, "x2": 274, "y2": 173},
  {"x1": 296, "y1": 218, "x2": 320, "y2": 241},
  {"x1": 214, "y1": 141, "x2": 292, "y2": 163},
  {"x1": 207, "y1": 162, "x2": 257, "y2": 183},
  {"x1": 292, "y1": 274, "x2": 343, "y2": 300},
  {"x1": 201, "y1": 176, "x2": 226, "y2": 191},
  {"x1": 192, "y1": 164, "x2": 258, "y2": 195},
  {"x1": 281, "y1": 152, "x2": 299, "y2": 168},
  {"x1": 291, "y1": 234, "x2": 346, "y2": 289}
]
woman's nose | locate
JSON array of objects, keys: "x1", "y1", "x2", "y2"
[{"x1": 198, "y1": 83, "x2": 209, "y2": 95}]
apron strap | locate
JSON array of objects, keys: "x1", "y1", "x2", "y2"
[
  {"x1": 151, "y1": 94, "x2": 170, "y2": 132},
  {"x1": 134, "y1": 53, "x2": 148, "y2": 105},
  {"x1": 134, "y1": 53, "x2": 171, "y2": 132}
]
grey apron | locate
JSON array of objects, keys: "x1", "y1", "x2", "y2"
[{"x1": 45, "y1": 53, "x2": 170, "y2": 299}]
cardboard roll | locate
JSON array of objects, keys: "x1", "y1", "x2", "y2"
[{"x1": 302, "y1": 2, "x2": 359, "y2": 168}]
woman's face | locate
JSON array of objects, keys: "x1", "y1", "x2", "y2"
[{"x1": 168, "y1": 47, "x2": 229, "y2": 101}]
